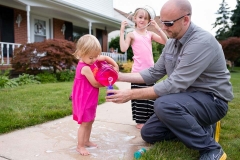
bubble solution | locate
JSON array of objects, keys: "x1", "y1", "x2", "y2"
[
  {"x1": 134, "y1": 148, "x2": 146, "y2": 159},
  {"x1": 90, "y1": 61, "x2": 118, "y2": 96}
]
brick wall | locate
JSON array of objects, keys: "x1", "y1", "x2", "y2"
[
  {"x1": 102, "y1": 31, "x2": 107, "y2": 52},
  {"x1": 14, "y1": 9, "x2": 27, "y2": 44},
  {"x1": 53, "y1": 18, "x2": 65, "y2": 39}
]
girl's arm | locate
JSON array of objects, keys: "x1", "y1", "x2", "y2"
[
  {"x1": 98, "y1": 55, "x2": 119, "y2": 72},
  {"x1": 150, "y1": 19, "x2": 168, "y2": 44},
  {"x1": 81, "y1": 66, "x2": 103, "y2": 88},
  {"x1": 120, "y1": 20, "x2": 133, "y2": 52}
]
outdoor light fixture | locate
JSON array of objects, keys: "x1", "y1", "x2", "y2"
[
  {"x1": 61, "y1": 24, "x2": 66, "y2": 35},
  {"x1": 16, "y1": 14, "x2": 22, "y2": 27}
]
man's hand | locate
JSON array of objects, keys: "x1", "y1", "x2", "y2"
[
  {"x1": 106, "y1": 86, "x2": 158, "y2": 103},
  {"x1": 106, "y1": 89, "x2": 131, "y2": 103}
]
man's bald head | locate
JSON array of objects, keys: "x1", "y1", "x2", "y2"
[{"x1": 161, "y1": 0, "x2": 192, "y2": 16}]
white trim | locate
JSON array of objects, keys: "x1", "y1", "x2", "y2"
[
  {"x1": 26, "y1": 5, "x2": 31, "y2": 43},
  {"x1": 50, "y1": 18, "x2": 53, "y2": 39}
]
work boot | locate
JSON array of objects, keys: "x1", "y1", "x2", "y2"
[{"x1": 199, "y1": 148, "x2": 227, "y2": 160}]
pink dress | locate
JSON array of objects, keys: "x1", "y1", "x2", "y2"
[
  {"x1": 131, "y1": 30, "x2": 154, "y2": 73},
  {"x1": 72, "y1": 62, "x2": 99, "y2": 124}
]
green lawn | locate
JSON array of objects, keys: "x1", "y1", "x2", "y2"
[
  {"x1": 0, "y1": 68, "x2": 239, "y2": 160},
  {"x1": 0, "y1": 82, "x2": 109, "y2": 134}
]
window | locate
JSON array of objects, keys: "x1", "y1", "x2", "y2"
[
  {"x1": 73, "y1": 26, "x2": 92, "y2": 42},
  {"x1": 31, "y1": 15, "x2": 49, "y2": 42}
]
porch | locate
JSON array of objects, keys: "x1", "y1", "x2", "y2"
[
  {"x1": 0, "y1": 42, "x2": 21, "y2": 66},
  {"x1": 0, "y1": 42, "x2": 127, "y2": 69}
]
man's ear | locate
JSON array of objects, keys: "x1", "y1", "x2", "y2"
[{"x1": 183, "y1": 16, "x2": 190, "y2": 26}]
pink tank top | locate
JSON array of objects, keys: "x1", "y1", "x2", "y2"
[{"x1": 131, "y1": 30, "x2": 154, "y2": 73}]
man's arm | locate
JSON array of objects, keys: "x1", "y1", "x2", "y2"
[
  {"x1": 129, "y1": 86, "x2": 158, "y2": 100},
  {"x1": 118, "y1": 72, "x2": 145, "y2": 83}
]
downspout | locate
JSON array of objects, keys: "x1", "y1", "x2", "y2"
[
  {"x1": 88, "y1": 21, "x2": 92, "y2": 35},
  {"x1": 26, "y1": 5, "x2": 30, "y2": 43}
]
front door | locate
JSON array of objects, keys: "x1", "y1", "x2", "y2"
[
  {"x1": 31, "y1": 15, "x2": 49, "y2": 42},
  {"x1": 96, "y1": 29, "x2": 103, "y2": 49},
  {"x1": 0, "y1": 6, "x2": 14, "y2": 57}
]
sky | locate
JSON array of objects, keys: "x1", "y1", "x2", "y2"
[{"x1": 113, "y1": 0, "x2": 237, "y2": 36}]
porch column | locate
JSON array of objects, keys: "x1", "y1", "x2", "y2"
[
  {"x1": 88, "y1": 22, "x2": 92, "y2": 34},
  {"x1": 26, "y1": 5, "x2": 30, "y2": 43}
]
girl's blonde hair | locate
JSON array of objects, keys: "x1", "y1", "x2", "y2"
[
  {"x1": 73, "y1": 34, "x2": 102, "y2": 59},
  {"x1": 133, "y1": 8, "x2": 151, "y2": 27}
]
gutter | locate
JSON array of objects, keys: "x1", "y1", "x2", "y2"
[{"x1": 49, "y1": 0, "x2": 121, "y2": 24}]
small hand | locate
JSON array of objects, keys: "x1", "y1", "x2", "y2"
[
  {"x1": 113, "y1": 66, "x2": 119, "y2": 73},
  {"x1": 150, "y1": 19, "x2": 161, "y2": 30},
  {"x1": 120, "y1": 20, "x2": 128, "y2": 32}
]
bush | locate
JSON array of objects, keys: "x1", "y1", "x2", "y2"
[
  {"x1": 35, "y1": 72, "x2": 57, "y2": 83},
  {"x1": 219, "y1": 37, "x2": 240, "y2": 64},
  {"x1": 0, "y1": 73, "x2": 18, "y2": 88},
  {"x1": 120, "y1": 60, "x2": 133, "y2": 73},
  {"x1": 56, "y1": 69, "x2": 75, "y2": 82},
  {"x1": 12, "y1": 39, "x2": 78, "y2": 74},
  {"x1": 0, "y1": 70, "x2": 40, "y2": 88},
  {"x1": 13, "y1": 73, "x2": 40, "y2": 86},
  {"x1": 0, "y1": 70, "x2": 18, "y2": 88}
]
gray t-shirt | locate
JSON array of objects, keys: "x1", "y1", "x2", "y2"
[{"x1": 140, "y1": 23, "x2": 234, "y2": 102}]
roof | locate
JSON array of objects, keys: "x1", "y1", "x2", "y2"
[{"x1": 114, "y1": 8, "x2": 130, "y2": 18}]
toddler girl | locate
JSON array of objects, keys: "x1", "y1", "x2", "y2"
[{"x1": 72, "y1": 34, "x2": 118, "y2": 156}]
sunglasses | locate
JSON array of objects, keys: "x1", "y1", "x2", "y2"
[{"x1": 160, "y1": 13, "x2": 191, "y2": 27}]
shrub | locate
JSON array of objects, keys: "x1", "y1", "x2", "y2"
[
  {"x1": 219, "y1": 37, "x2": 240, "y2": 64},
  {"x1": 12, "y1": 39, "x2": 78, "y2": 74},
  {"x1": 56, "y1": 69, "x2": 75, "y2": 82},
  {"x1": 35, "y1": 72, "x2": 57, "y2": 83},
  {"x1": 13, "y1": 73, "x2": 40, "y2": 86},
  {"x1": 120, "y1": 60, "x2": 133, "y2": 73},
  {"x1": 0, "y1": 73, "x2": 18, "y2": 88},
  {"x1": 0, "y1": 70, "x2": 40, "y2": 88}
]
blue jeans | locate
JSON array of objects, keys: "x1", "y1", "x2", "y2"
[{"x1": 141, "y1": 91, "x2": 228, "y2": 154}]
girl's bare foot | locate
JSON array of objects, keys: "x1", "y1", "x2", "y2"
[
  {"x1": 136, "y1": 124, "x2": 144, "y2": 129},
  {"x1": 76, "y1": 147, "x2": 90, "y2": 156},
  {"x1": 85, "y1": 141, "x2": 98, "y2": 147}
]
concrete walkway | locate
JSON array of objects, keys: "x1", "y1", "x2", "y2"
[{"x1": 0, "y1": 82, "x2": 149, "y2": 160}]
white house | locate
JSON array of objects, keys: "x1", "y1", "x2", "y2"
[{"x1": 0, "y1": 0, "x2": 128, "y2": 67}]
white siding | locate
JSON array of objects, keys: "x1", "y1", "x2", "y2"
[{"x1": 61, "y1": 0, "x2": 114, "y2": 18}]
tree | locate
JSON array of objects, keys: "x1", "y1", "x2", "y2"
[
  {"x1": 219, "y1": 37, "x2": 240, "y2": 62},
  {"x1": 12, "y1": 39, "x2": 78, "y2": 74},
  {"x1": 230, "y1": 0, "x2": 240, "y2": 37},
  {"x1": 108, "y1": 36, "x2": 133, "y2": 61},
  {"x1": 109, "y1": 36, "x2": 122, "y2": 54},
  {"x1": 213, "y1": 0, "x2": 232, "y2": 40}
]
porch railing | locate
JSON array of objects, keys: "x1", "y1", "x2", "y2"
[
  {"x1": 101, "y1": 52, "x2": 127, "y2": 63},
  {"x1": 0, "y1": 42, "x2": 127, "y2": 66},
  {"x1": 0, "y1": 42, "x2": 21, "y2": 65}
]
